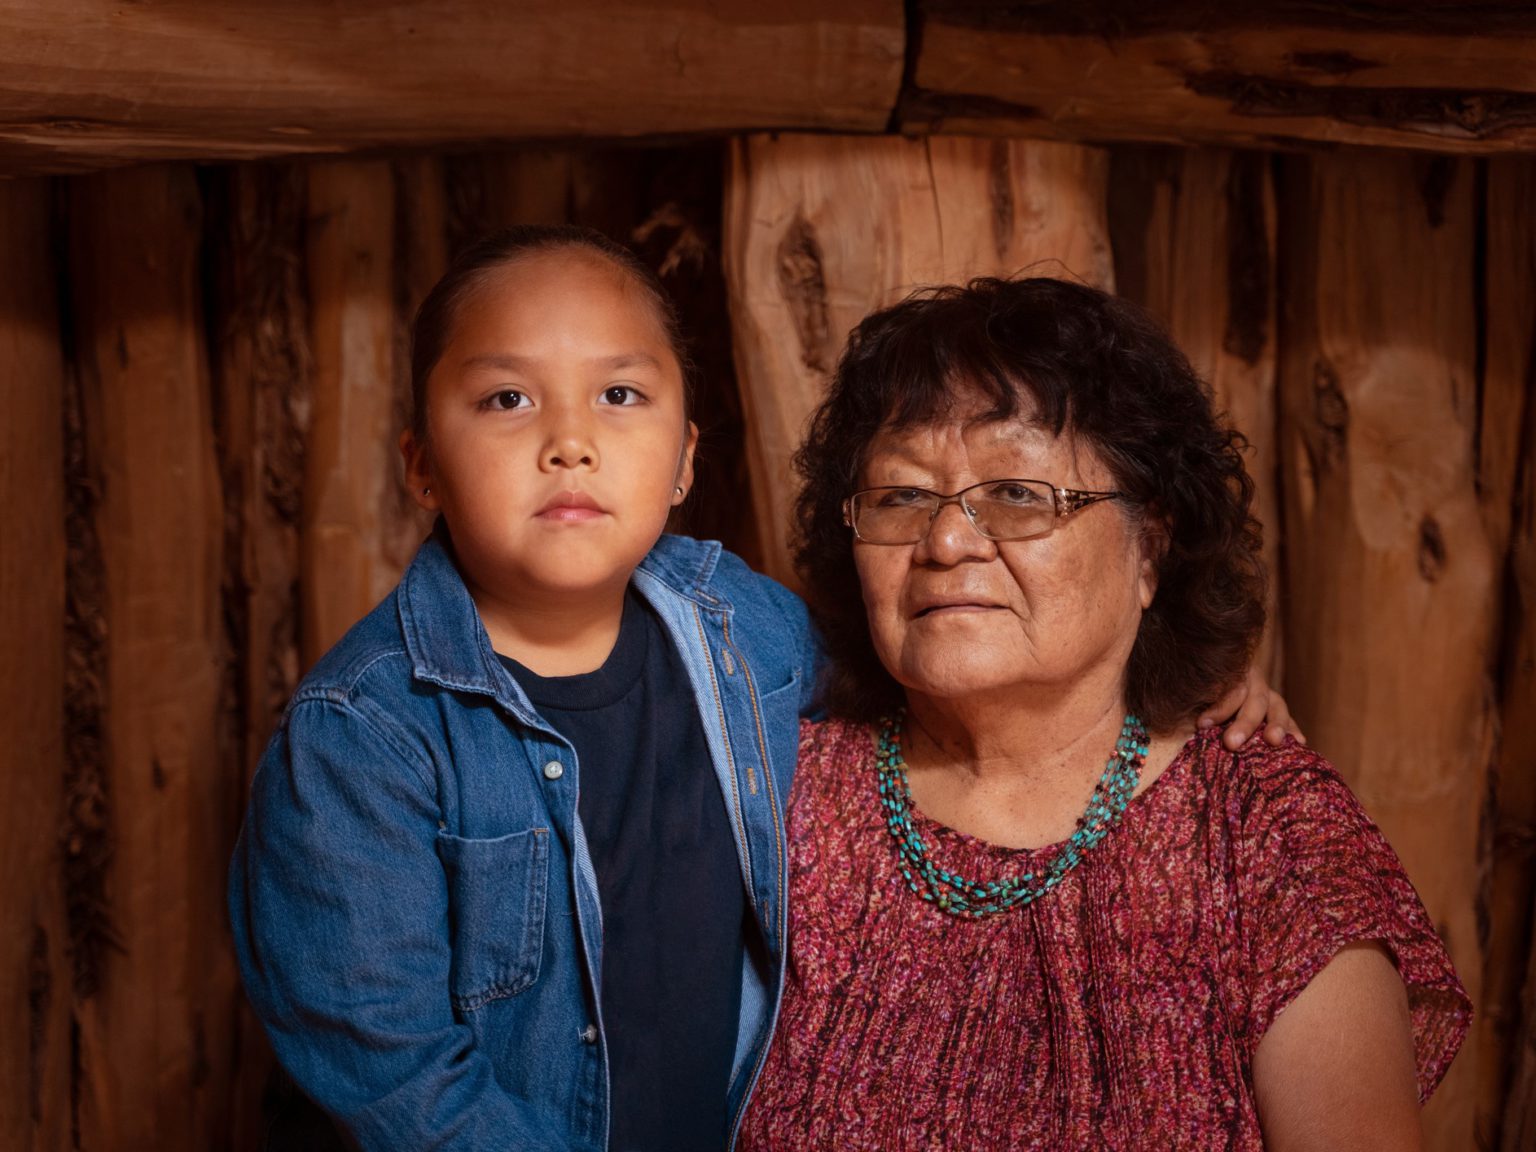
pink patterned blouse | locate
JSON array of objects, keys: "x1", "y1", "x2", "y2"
[{"x1": 738, "y1": 719, "x2": 1470, "y2": 1151}]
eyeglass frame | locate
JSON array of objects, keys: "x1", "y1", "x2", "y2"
[{"x1": 841, "y1": 478, "x2": 1125, "y2": 545}]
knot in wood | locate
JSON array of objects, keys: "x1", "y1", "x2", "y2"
[{"x1": 776, "y1": 211, "x2": 831, "y2": 374}]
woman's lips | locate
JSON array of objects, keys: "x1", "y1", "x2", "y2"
[
  {"x1": 913, "y1": 601, "x2": 1000, "y2": 618},
  {"x1": 536, "y1": 492, "x2": 606, "y2": 521}
]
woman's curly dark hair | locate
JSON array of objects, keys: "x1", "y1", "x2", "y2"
[{"x1": 793, "y1": 276, "x2": 1266, "y2": 733}]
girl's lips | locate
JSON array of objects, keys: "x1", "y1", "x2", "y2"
[
  {"x1": 538, "y1": 505, "x2": 605, "y2": 522},
  {"x1": 536, "y1": 491, "x2": 606, "y2": 520}
]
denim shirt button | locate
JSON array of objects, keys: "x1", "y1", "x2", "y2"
[
  {"x1": 581, "y1": 1024, "x2": 599, "y2": 1044},
  {"x1": 542, "y1": 760, "x2": 564, "y2": 781}
]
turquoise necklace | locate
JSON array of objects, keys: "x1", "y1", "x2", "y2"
[{"x1": 875, "y1": 711, "x2": 1149, "y2": 919}]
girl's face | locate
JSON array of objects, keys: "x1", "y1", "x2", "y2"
[{"x1": 403, "y1": 250, "x2": 696, "y2": 611}]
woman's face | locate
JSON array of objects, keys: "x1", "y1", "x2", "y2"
[{"x1": 853, "y1": 401, "x2": 1158, "y2": 709}]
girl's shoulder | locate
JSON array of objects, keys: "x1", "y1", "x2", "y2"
[
  {"x1": 290, "y1": 589, "x2": 413, "y2": 707},
  {"x1": 645, "y1": 534, "x2": 806, "y2": 616}
]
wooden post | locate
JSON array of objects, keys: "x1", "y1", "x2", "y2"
[
  {"x1": 1504, "y1": 891, "x2": 1536, "y2": 1149},
  {"x1": 1485, "y1": 156, "x2": 1536, "y2": 1150},
  {"x1": 303, "y1": 160, "x2": 422, "y2": 665},
  {"x1": 723, "y1": 133, "x2": 1113, "y2": 583},
  {"x1": 67, "y1": 164, "x2": 234, "y2": 1152},
  {"x1": 390, "y1": 156, "x2": 450, "y2": 594},
  {"x1": 1109, "y1": 148, "x2": 1282, "y2": 678},
  {"x1": 0, "y1": 178, "x2": 71, "y2": 1152},
  {"x1": 446, "y1": 149, "x2": 581, "y2": 246},
  {"x1": 1277, "y1": 151, "x2": 1491, "y2": 1149},
  {"x1": 206, "y1": 160, "x2": 311, "y2": 1152},
  {"x1": 211, "y1": 162, "x2": 310, "y2": 793}
]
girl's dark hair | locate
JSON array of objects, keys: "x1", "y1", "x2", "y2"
[
  {"x1": 409, "y1": 224, "x2": 692, "y2": 439},
  {"x1": 793, "y1": 276, "x2": 1266, "y2": 732}
]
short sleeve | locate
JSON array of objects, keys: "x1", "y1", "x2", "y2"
[{"x1": 1230, "y1": 743, "x2": 1471, "y2": 1100}]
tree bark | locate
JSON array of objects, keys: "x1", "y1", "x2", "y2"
[
  {"x1": 723, "y1": 133, "x2": 1112, "y2": 583},
  {"x1": 0, "y1": 0, "x2": 903, "y2": 175},
  {"x1": 66, "y1": 164, "x2": 235, "y2": 1152},
  {"x1": 1277, "y1": 151, "x2": 1491, "y2": 1150},
  {"x1": 0, "y1": 177, "x2": 71, "y2": 1152}
]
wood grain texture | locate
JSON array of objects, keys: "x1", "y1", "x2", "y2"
[
  {"x1": 0, "y1": 0, "x2": 903, "y2": 175},
  {"x1": 1276, "y1": 151, "x2": 1491, "y2": 1150},
  {"x1": 907, "y1": 7, "x2": 1536, "y2": 154},
  {"x1": 67, "y1": 164, "x2": 235, "y2": 1152},
  {"x1": 206, "y1": 161, "x2": 311, "y2": 1152},
  {"x1": 0, "y1": 178, "x2": 71, "y2": 1152},
  {"x1": 1109, "y1": 148, "x2": 1281, "y2": 680},
  {"x1": 1485, "y1": 156, "x2": 1536, "y2": 1152},
  {"x1": 302, "y1": 160, "x2": 426, "y2": 665},
  {"x1": 1505, "y1": 890, "x2": 1536, "y2": 1150},
  {"x1": 724, "y1": 133, "x2": 1112, "y2": 583}
]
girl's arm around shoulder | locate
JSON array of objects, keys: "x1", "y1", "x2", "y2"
[{"x1": 229, "y1": 694, "x2": 566, "y2": 1152}]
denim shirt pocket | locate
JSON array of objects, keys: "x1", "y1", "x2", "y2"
[
  {"x1": 755, "y1": 670, "x2": 802, "y2": 771},
  {"x1": 435, "y1": 826, "x2": 549, "y2": 1010}
]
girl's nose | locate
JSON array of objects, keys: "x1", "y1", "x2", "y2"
[{"x1": 540, "y1": 411, "x2": 598, "y2": 471}]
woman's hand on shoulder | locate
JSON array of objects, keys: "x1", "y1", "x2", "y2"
[
  {"x1": 1252, "y1": 943, "x2": 1422, "y2": 1152},
  {"x1": 1198, "y1": 663, "x2": 1306, "y2": 751}
]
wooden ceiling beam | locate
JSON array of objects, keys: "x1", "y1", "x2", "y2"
[
  {"x1": 903, "y1": 1, "x2": 1536, "y2": 154},
  {"x1": 0, "y1": 0, "x2": 904, "y2": 174},
  {"x1": 4, "y1": 2, "x2": 1536, "y2": 173}
]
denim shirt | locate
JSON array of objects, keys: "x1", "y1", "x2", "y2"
[{"x1": 229, "y1": 531, "x2": 822, "y2": 1151}]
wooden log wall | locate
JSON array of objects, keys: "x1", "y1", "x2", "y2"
[
  {"x1": 1486, "y1": 157, "x2": 1536, "y2": 1152},
  {"x1": 0, "y1": 176, "x2": 70, "y2": 1152},
  {"x1": 0, "y1": 136, "x2": 1532, "y2": 1151},
  {"x1": 1275, "y1": 151, "x2": 1491, "y2": 1146},
  {"x1": 1108, "y1": 148, "x2": 1282, "y2": 678}
]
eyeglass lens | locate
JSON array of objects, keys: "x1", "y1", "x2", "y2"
[{"x1": 852, "y1": 480, "x2": 1057, "y2": 543}]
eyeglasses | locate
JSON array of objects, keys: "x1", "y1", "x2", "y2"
[{"x1": 842, "y1": 478, "x2": 1123, "y2": 545}]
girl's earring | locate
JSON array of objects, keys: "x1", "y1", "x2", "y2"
[
  {"x1": 674, "y1": 486, "x2": 684, "y2": 497},
  {"x1": 423, "y1": 487, "x2": 431, "y2": 496}
]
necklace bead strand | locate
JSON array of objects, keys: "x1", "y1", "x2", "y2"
[{"x1": 875, "y1": 712, "x2": 1149, "y2": 919}]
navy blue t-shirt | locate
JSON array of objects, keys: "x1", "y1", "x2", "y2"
[{"x1": 501, "y1": 588, "x2": 747, "y2": 1152}]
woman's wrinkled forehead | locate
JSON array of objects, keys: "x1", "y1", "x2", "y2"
[
  {"x1": 878, "y1": 369, "x2": 1060, "y2": 432},
  {"x1": 860, "y1": 385, "x2": 1112, "y2": 494},
  {"x1": 865, "y1": 378, "x2": 1040, "y2": 455}
]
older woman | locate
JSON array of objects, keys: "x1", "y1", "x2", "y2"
[{"x1": 738, "y1": 278, "x2": 1469, "y2": 1150}]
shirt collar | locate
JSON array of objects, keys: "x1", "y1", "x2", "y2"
[{"x1": 398, "y1": 524, "x2": 730, "y2": 702}]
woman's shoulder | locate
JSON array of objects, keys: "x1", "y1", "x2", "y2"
[
  {"x1": 798, "y1": 715, "x2": 874, "y2": 760},
  {"x1": 792, "y1": 717, "x2": 876, "y2": 800},
  {"x1": 1190, "y1": 728, "x2": 1471, "y2": 1097},
  {"x1": 1186, "y1": 727, "x2": 1367, "y2": 834}
]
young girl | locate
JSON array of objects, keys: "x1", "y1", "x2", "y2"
[{"x1": 229, "y1": 226, "x2": 1295, "y2": 1152}]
